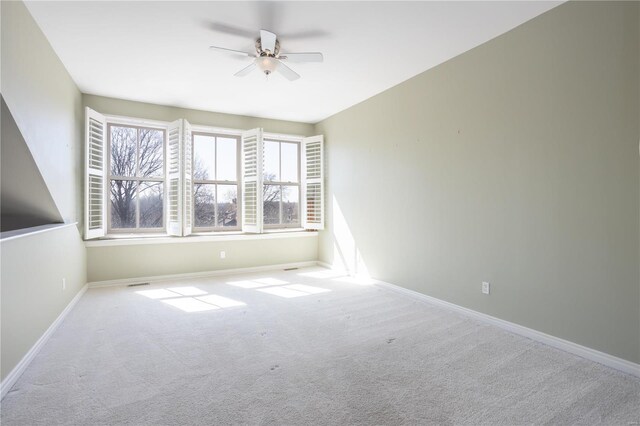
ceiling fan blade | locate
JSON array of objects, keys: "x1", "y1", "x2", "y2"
[
  {"x1": 279, "y1": 52, "x2": 324, "y2": 63},
  {"x1": 260, "y1": 29, "x2": 277, "y2": 53},
  {"x1": 234, "y1": 61, "x2": 257, "y2": 77},
  {"x1": 204, "y1": 21, "x2": 255, "y2": 39},
  {"x1": 209, "y1": 46, "x2": 253, "y2": 57},
  {"x1": 276, "y1": 61, "x2": 300, "y2": 81}
]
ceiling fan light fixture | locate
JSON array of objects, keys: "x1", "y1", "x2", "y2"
[
  {"x1": 211, "y1": 28, "x2": 321, "y2": 81},
  {"x1": 257, "y1": 56, "x2": 279, "y2": 75}
]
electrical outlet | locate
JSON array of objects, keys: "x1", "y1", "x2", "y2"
[
  {"x1": 220, "y1": 251, "x2": 226, "y2": 259},
  {"x1": 62, "y1": 278, "x2": 66, "y2": 291},
  {"x1": 482, "y1": 281, "x2": 490, "y2": 295}
]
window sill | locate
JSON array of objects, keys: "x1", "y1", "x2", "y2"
[{"x1": 84, "y1": 229, "x2": 318, "y2": 247}]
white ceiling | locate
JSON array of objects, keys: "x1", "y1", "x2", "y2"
[{"x1": 25, "y1": 1, "x2": 560, "y2": 124}]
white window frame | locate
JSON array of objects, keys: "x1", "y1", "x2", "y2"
[
  {"x1": 262, "y1": 136, "x2": 302, "y2": 229},
  {"x1": 191, "y1": 131, "x2": 242, "y2": 232},
  {"x1": 104, "y1": 115, "x2": 169, "y2": 235}
]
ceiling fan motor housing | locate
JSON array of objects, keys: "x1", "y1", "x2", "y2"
[{"x1": 256, "y1": 38, "x2": 280, "y2": 57}]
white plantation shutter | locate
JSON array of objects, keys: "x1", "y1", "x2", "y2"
[
  {"x1": 84, "y1": 108, "x2": 107, "y2": 239},
  {"x1": 241, "y1": 128, "x2": 264, "y2": 233},
  {"x1": 182, "y1": 120, "x2": 193, "y2": 236},
  {"x1": 302, "y1": 135, "x2": 324, "y2": 230},
  {"x1": 166, "y1": 119, "x2": 183, "y2": 236}
]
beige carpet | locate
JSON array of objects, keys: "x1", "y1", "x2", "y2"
[{"x1": 1, "y1": 266, "x2": 639, "y2": 425}]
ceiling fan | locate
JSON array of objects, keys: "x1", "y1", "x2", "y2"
[{"x1": 209, "y1": 29, "x2": 323, "y2": 81}]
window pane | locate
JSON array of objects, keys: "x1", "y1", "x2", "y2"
[
  {"x1": 282, "y1": 186, "x2": 299, "y2": 224},
  {"x1": 217, "y1": 184, "x2": 237, "y2": 227},
  {"x1": 194, "y1": 183, "x2": 215, "y2": 227},
  {"x1": 110, "y1": 126, "x2": 136, "y2": 177},
  {"x1": 216, "y1": 137, "x2": 237, "y2": 181},
  {"x1": 193, "y1": 135, "x2": 215, "y2": 180},
  {"x1": 110, "y1": 179, "x2": 137, "y2": 228},
  {"x1": 263, "y1": 184, "x2": 280, "y2": 224},
  {"x1": 139, "y1": 181, "x2": 163, "y2": 228},
  {"x1": 138, "y1": 129, "x2": 164, "y2": 177},
  {"x1": 281, "y1": 142, "x2": 298, "y2": 183},
  {"x1": 263, "y1": 140, "x2": 279, "y2": 181}
]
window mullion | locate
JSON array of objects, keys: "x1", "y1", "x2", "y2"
[
  {"x1": 135, "y1": 128, "x2": 140, "y2": 178},
  {"x1": 214, "y1": 138, "x2": 218, "y2": 227},
  {"x1": 297, "y1": 142, "x2": 301, "y2": 227},
  {"x1": 279, "y1": 184, "x2": 283, "y2": 226},
  {"x1": 136, "y1": 183, "x2": 141, "y2": 228},
  {"x1": 214, "y1": 184, "x2": 218, "y2": 228},
  {"x1": 278, "y1": 142, "x2": 282, "y2": 225},
  {"x1": 278, "y1": 141, "x2": 282, "y2": 184},
  {"x1": 237, "y1": 136, "x2": 242, "y2": 229},
  {"x1": 136, "y1": 129, "x2": 141, "y2": 229}
]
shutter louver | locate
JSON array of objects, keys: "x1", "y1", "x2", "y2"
[
  {"x1": 166, "y1": 120, "x2": 183, "y2": 236},
  {"x1": 84, "y1": 107, "x2": 107, "y2": 239},
  {"x1": 182, "y1": 120, "x2": 193, "y2": 236},
  {"x1": 302, "y1": 135, "x2": 324, "y2": 230},
  {"x1": 241, "y1": 128, "x2": 263, "y2": 233}
]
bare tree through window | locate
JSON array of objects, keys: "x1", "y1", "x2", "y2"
[
  {"x1": 263, "y1": 175, "x2": 284, "y2": 224},
  {"x1": 109, "y1": 125, "x2": 164, "y2": 230}
]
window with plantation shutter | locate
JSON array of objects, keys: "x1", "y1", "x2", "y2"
[
  {"x1": 302, "y1": 135, "x2": 324, "y2": 230},
  {"x1": 241, "y1": 128, "x2": 263, "y2": 233},
  {"x1": 166, "y1": 119, "x2": 183, "y2": 236},
  {"x1": 86, "y1": 111, "x2": 323, "y2": 238},
  {"x1": 84, "y1": 107, "x2": 107, "y2": 239}
]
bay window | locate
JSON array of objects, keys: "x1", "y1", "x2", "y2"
[{"x1": 84, "y1": 107, "x2": 324, "y2": 240}]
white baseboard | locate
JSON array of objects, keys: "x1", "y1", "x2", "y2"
[
  {"x1": 1, "y1": 284, "x2": 88, "y2": 400},
  {"x1": 316, "y1": 261, "x2": 639, "y2": 378},
  {"x1": 316, "y1": 261, "x2": 334, "y2": 270},
  {"x1": 88, "y1": 261, "x2": 319, "y2": 288},
  {"x1": 373, "y1": 279, "x2": 640, "y2": 378}
]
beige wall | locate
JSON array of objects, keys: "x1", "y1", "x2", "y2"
[
  {"x1": 1, "y1": 1, "x2": 87, "y2": 382},
  {"x1": 315, "y1": 1, "x2": 640, "y2": 363},
  {"x1": 83, "y1": 94, "x2": 315, "y2": 136},
  {"x1": 87, "y1": 235, "x2": 318, "y2": 283},
  {"x1": 1, "y1": 226, "x2": 87, "y2": 380}
]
